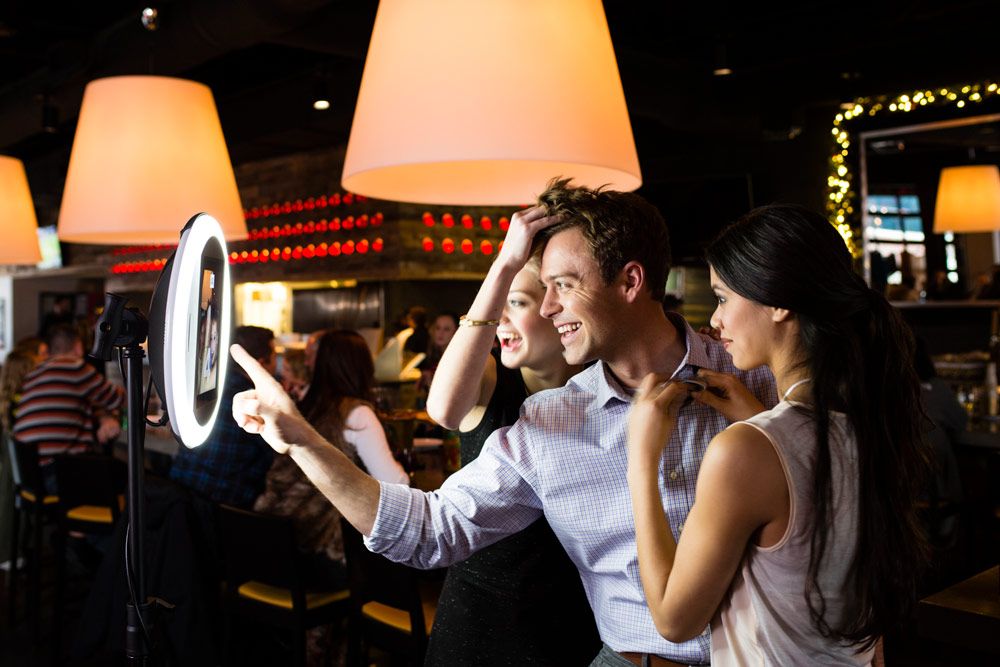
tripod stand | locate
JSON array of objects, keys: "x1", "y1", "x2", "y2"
[{"x1": 92, "y1": 292, "x2": 164, "y2": 665}]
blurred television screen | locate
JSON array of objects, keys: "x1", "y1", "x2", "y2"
[{"x1": 36, "y1": 225, "x2": 63, "y2": 269}]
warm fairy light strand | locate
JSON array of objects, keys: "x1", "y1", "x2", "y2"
[{"x1": 828, "y1": 78, "x2": 999, "y2": 258}]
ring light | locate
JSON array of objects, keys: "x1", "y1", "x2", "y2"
[{"x1": 148, "y1": 213, "x2": 232, "y2": 448}]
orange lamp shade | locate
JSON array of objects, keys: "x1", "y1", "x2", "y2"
[
  {"x1": 0, "y1": 156, "x2": 43, "y2": 264},
  {"x1": 57, "y1": 76, "x2": 247, "y2": 244},
  {"x1": 342, "y1": 0, "x2": 641, "y2": 205},
  {"x1": 933, "y1": 165, "x2": 1000, "y2": 233}
]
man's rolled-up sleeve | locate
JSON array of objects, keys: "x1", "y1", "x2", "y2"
[{"x1": 365, "y1": 420, "x2": 544, "y2": 569}]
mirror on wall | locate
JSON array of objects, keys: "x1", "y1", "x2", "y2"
[{"x1": 858, "y1": 113, "x2": 1000, "y2": 300}]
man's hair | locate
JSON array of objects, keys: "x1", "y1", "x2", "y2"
[
  {"x1": 45, "y1": 324, "x2": 81, "y2": 355},
  {"x1": 406, "y1": 306, "x2": 428, "y2": 328},
  {"x1": 534, "y1": 178, "x2": 672, "y2": 301},
  {"x1": 234, "y1": 325, "x2": 274, "y2": 362}
]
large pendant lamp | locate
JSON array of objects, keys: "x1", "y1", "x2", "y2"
[
  {"x1": 934, "y1": 164, "x2": 1000, "y2": 262},
  {"x1": 0, "y1": 156, "x2": 43, "y2": 264},
  {"x1": 57, "y1": 76, "x2": 247, "y2": 244},
  {"x1": 933, "y1": 165, "x2": 1000, "y2": 233},
  {"x1": 341, "y1": 0, "x2": 642, "y2": 205}
]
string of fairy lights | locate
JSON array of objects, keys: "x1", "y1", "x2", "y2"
[{"x1": 827, "y1": 79, "x2": 1000, "y2": 258}]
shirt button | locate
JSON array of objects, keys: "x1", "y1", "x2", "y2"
[
  {"x1": 669, "y1": 469, "x2": 679, "y2": 481},
  {"x1": 677, "y1": 522, "x2": 685, "y2": 533}
]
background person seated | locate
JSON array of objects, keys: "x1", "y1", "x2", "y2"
[
  {"x1": 417, "y1": 312, "x2": 458, "y2": 396},
  {"x1": 0, "y1": 346, "x2": 45, "y2": 566},
  {"x1": 12, "y1": 324, "x2": 124, "y2": 493},
  {"x1": 913, "y1": 337, "x2": 965, "y2": 544},
  {"x1": 169, "y1": 325, "x2": 278, "y2": 508},
  {"x1": 254, "y1": 329, "x2": 408, "y2": 664}
]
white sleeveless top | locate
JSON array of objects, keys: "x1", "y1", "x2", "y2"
[{"x1": 710, "y1": 401, "x2": 875, "y2": 666}]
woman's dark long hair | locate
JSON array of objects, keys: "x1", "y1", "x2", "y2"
[
  {"x1": 298, "y1": 329, "x2": 376, "y2": 434},
  {"x1": 706, "y1": 204, "x2": 930, "y2": 647}
]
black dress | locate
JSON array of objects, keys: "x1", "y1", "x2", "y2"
[{"x1": 424, "y1": 354, "x2": 602, "y2": 666}]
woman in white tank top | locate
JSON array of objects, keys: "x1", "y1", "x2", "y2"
[{"x1": 626, "y1": 205, "x2": 929, "y2": 665}]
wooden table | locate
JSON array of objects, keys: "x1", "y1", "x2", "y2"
[{"x1": 918, "y1": 566, "x2": 1000, "y2": 655}]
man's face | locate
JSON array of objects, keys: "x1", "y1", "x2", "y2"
[{"x1": 539, "y1": 227, "x2": 622, "y2": 366}]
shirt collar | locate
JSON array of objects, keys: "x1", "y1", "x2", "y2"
[{"x1": 590, "y1": 312, "x2": 723, "y2": 407}]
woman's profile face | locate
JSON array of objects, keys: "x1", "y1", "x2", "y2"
[
  {"x1": 497, "y1": 265, "x2": 564, "y2": 371},
  {"x1": 708, "y1": 267, "x2": 776, "y2": 370}
]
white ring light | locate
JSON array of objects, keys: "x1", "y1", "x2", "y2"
[{"x1": 155, "y1": 213, "x2": 232, "y2": 448}]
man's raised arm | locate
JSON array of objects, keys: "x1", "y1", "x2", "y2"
[{"x1": 230, "y1": 343, "x2": 381, "y2": 534}]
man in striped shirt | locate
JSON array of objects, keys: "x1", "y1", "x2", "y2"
[{"x1": 13, "y1": 324, "x2": 124, "y2": 489}]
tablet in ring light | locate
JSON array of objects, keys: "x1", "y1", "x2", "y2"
[{"x1": 148, "y1": 213, "x2": 232, "y2": 449}]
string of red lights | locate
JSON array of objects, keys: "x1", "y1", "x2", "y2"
[
  {"x1": 111, "y1": 238, "x2": 387, "y2": 273},
  {"x1": 109, "y1": 192, "x2": 514, "y2": 272}
]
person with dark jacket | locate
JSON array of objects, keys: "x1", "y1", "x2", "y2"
[{"x1": 169, "y1": 326, "x2": 277, "y2": 508}]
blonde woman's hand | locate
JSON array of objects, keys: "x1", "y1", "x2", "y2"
[
  {"x1": 495, "y1": 205, "x2": 562, "y2": 272},
  {"x1": 693, "y1": 368, "x2": 765, "y2": 422}
]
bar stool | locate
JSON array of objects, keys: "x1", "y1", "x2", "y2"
[
  {"x1": 50, "y1": 453, "x2": 124, "y2": 661},
  {"x1": 6, "y1": 437, "x2": 59, "y2": 640},
  {"x1": 219, "y1": 504, "x2": 351, "y2": 667},
  {"x1": 340, "y1": 518, "x2": 437, "y2": 666}
]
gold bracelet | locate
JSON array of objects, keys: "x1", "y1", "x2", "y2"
[{"x1": 459, "y1": 314, "x2": 500, "y2": 327}]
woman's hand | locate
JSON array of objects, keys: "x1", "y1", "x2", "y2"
[
  {"x1": 495, "y1": 205, "x2": 562, "y2": 272},
  {"x1": 627, "y1": 373, "x2": 692, "y2": 467},
  {"x1": 231, "y1": 344, "x2": 315, "y2": 454},
  {"x1": 693, "y1": 368, "x2": 765, "y2": 422}
]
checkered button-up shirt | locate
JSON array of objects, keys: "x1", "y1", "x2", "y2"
[{"x1": 367, "y1": 315, "x2": 776, "y2": 663}]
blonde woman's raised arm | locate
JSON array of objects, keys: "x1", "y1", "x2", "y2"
[{"x1": 426, "y1": 206, "x2": 560, "y2": 430}]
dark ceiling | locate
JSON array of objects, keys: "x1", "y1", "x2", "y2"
[{"x1": 2, "y1": 0, "x2": 1000, "y2": 198}]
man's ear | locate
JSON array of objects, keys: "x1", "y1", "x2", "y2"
[
  {"x1": 771, "y1": 307, "x2": 792, "y2": 323},
  {"x1": 621, "y1": 261, "x2": 645, "y2": 303}
]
